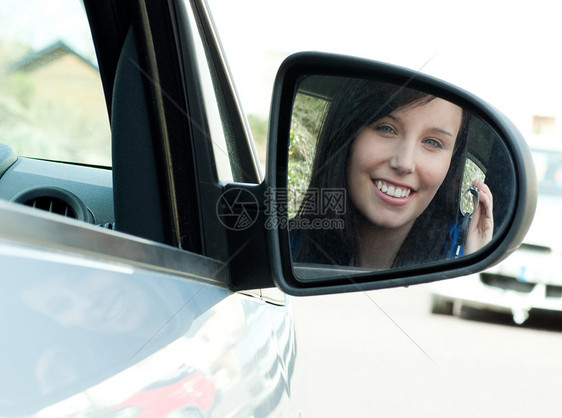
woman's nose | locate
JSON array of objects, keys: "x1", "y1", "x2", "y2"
[{"x1": 389, "y1": 141, "x2": 416, "y2": 174}]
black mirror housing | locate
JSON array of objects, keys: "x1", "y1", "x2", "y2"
[{"x1": 265, "y1": 52, "x2": 537, "y2": 296}]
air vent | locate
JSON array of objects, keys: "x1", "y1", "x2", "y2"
[
  {"x1": 11, "y1": 186, "x2": 94, "y2": 223},
  {"x1": 26, "y1": 196, "x2": 77, "y2": 218}
]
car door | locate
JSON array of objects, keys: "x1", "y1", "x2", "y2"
[{"x1": 0, "y1": 0, "x2": 300, "y2": 416}]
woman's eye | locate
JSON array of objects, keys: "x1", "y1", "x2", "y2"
[
  {"x1": 375, "y1": 125, "x2": 397, "y2": 135},
  {"x1": 423, "y1": 138, "x2": 444, "y2": 149}
]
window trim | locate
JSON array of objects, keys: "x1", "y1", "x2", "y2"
[{"x1": 0, "y1": 201, "x2": 226, "y2": 286}]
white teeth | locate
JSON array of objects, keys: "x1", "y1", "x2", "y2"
[{"x1": 375, "y1": 180, "x2": 411, "y2": 198}]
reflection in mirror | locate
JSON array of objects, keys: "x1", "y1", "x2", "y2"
[{"x1": 288, "y1": 76, "x2": 515, "y2": 273}]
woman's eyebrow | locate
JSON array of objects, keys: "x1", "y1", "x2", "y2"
[
  {"x1": 386, "y1": 113, "x2": 455, "y2": 138},
  {"x1": 430, "y1": 127, "x2": 454, "y2": 138},
  {"x1": 385, "y1": 112, "x2": 456, "y2": 139}
]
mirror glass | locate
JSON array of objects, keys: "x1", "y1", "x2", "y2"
[{"x1": 287, "y1": 75, "x2": 515, "y2": 276}]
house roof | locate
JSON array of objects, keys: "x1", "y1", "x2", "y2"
[{"x1": 8, "y1": 40, "x2": 98, "y2": 73}]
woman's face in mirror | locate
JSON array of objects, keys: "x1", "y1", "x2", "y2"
[
  {"x1": 289, "y1": 77, "x2": 504, "y2": 271},
  {"x1": 347, "y1": 97, "x2": 463, "y2": 233}
]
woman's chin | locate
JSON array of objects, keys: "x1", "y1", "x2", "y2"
[{"x1": 360, "y1": 214, "x2": 416, "y2": 232}]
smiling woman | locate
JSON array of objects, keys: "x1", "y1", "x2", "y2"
[
  {"x1": 289, "y1": 76, "x2": 496, "y2": 270},
  {"x1": 348, "y1": 96, "x2": 464, "y2": 268}
]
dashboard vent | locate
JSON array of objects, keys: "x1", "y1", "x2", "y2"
[
  {"x1": 25, "y1": 196, "x2": 78, "y2": 218},
  {"x1": 11, "y1": 186, "x2": 94, "y2": 223}
]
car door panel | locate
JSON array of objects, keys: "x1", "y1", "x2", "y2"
[{"x1": 0, "y1": 226, "x2": 296, "y2": 416}]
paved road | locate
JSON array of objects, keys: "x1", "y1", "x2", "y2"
[{"x1": 291, "y1": 282, "x2": 562, "y2": 418}]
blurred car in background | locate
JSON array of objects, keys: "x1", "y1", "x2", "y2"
[{"x1": 431, "y1": 145, "x2": 562, "y2": 324}]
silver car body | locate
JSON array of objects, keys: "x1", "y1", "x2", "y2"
[{"x1": 0, "y1": 201, "x2": 301, "y2": 416}]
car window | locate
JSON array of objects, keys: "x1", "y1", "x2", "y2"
[
  {"x1": 0, "y1": 0, "x2": 111, "y2": 166},
  {"x1": 183, "y1": 0, "x2": 261, "y2": 183},
  {"x1": 185, "y1": 5, "x2": 233, "y2": 182}
]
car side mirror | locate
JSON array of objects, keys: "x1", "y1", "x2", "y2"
[{"x1": 265, "y1": 52, "x2": 537, "y2": 296}]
